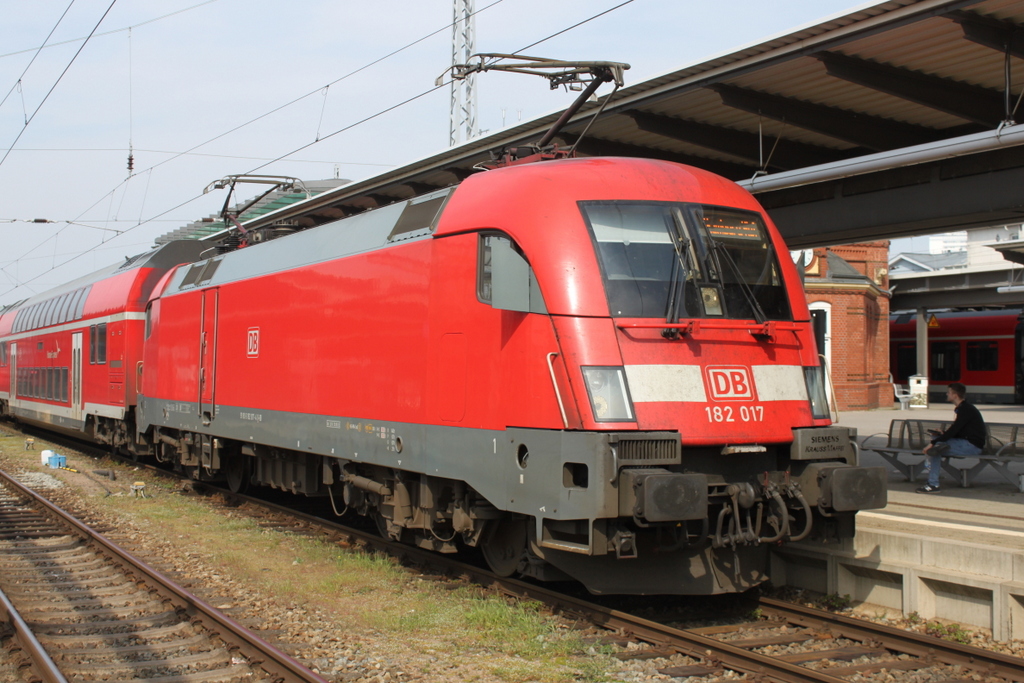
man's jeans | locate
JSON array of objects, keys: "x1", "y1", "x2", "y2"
[{"x1": 927, "y1": 438, "x2": 983, "y2": 487}]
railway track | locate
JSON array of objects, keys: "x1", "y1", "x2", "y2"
[
  {"x1": 6, "y1": 425, "x2": 1024, "y2": 682},
  {"x1": 187, "y1": 485, "x2": 1024, "y2": 683},
  {"x1": 0, "y1": 467, "x2": 329, "y2": 683}
]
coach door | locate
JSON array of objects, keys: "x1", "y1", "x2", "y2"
[
  {"x1": 199, "y1": 289, "x2": 218, "y2": 423},
  {"x1": 71, "y1": 333, "x2": 83, "y2": 421}
]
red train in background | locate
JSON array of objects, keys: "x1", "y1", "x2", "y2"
[
  {"x1": 0, "y1": 157, "x2": 886, "y2": 595},
  {"x1": 890, "y1": 309, "x2": 1024, "y2": 404}
]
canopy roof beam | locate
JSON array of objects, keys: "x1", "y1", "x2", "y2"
[
  {"x1": 709, "y1": 83, "x2": 979, "y2": 150},
  {"x1": 950, "y1": 10, "x2": 1024, "y2": 59},
  {"x1": 816, "y1": 51, "x2": 1008, "y2": 125},
  {"x1": 624, "y1": 110, "x2": 857, "y2": 170}
]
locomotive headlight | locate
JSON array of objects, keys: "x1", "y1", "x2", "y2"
[
  {"x1": 804, "y1": 366, "x2": 830, "y2": 419},
  {"x1": 582, "y1": 366, "x2": 635, "y2": 422}
]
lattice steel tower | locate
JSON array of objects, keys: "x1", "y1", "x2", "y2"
[{"x1": 449, "y1": 0, "x2": 477, "y2": 146}]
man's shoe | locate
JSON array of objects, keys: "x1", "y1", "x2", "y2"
[{"x1": 916, "y1": 484, "x2": 941, "y2": 493}]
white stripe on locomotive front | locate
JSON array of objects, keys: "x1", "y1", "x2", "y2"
[{"x1": 624, "y1": 365, "x2": 807, "y2": 403}]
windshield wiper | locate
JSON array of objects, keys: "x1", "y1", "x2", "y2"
[
  {"x1": 664, "y1": 224, "x2": 692, "y2": 327},
  {"x1": 710, "y1": 241, "x2": 768, "y2": 324}
]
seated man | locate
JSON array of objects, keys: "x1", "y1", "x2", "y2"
[{"x1": 917, "y1": 382, "x2": 987, "y2": 493}]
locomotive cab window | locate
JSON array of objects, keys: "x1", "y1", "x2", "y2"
[
  {"x1": 477, "y1": 234, "x2": 547, "y2": 314},
  {"x1": 580, "y1": 201, "x2": 791, "y2": 322}
]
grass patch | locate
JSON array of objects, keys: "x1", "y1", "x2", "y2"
[
  {"x1": 90, "y1": 487, "x2": 610, "y2": 682},
  {"x1": 0, "y1": 437, "x2": 615, "y2": 683}
]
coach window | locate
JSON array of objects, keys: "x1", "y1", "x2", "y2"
[
  {"x1": 930, "y1": 341, "x2": 960, "y2": 381},
  {"x1": 72, "y1": 287, "x2": 88, "y2": 320},
  {"x1": 895, "y1": 342, "x2": 916, "y2": 378},
  {"x1": 0, "y1": 342, "x2": 6, "y2": 366},
  {"x1": 477, "y1": 234, "x2": 547, "y2": 314},
  {"x1": 145, "y1": 303, "x2": 153, "y2": 338},
  {"x1": 60, "y1": 368, "x2": 68, "y2": 402},
  {"x1": 56, "y1": 293, "x2": 72, "y2": 323},
  {"x1": 90, "y1": 323, "x2": 108, "y2": 364},
  {"x1": 43, "y1": 298, "x2": 57, "y2": 326},
  {"x1": 967, "y1": 341, "x2": 999, "y2": 372}
]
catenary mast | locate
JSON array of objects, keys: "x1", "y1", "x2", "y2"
[{"x1": 449, "y1": 0, "x2": 477, "y2": 146}]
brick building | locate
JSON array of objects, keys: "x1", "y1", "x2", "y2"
[{"x1": 801, "y1": 242, "x2": 891, "y2": 411}]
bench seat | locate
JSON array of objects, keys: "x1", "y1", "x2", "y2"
[{"x1": 861, "y1": 419, "x2": 1024, "y2": 492}]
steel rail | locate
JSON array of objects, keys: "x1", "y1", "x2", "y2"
[
  {"x1": 213, "y1": 485, "x2": 1024, "y2": 683},
  {"x1": 211, "y1": 488, "x2": 850, "y2": 683},
  {"x1": 758, "y1": 596, "x2": 1024, "y2": 682},
  {"x1": 0, "y1": 469, "x2": 330, "y2": 683},
  {"x1": 11, "y1": 425, "x2": 1024, "y2": 683},
  {"x1": 0, "y1": 587, "x2": 67, "y2": 683}
]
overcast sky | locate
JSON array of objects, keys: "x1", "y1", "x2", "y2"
[{"x1": 0, "y1": 0, "x2": 874, "y2": 305}]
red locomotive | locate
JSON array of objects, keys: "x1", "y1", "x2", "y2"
[
  {"x1": 890, "y1": 308, "x2": 1024, "y2": 404},
  {"x1": 0, "y1": 157, "x2": 886, "y2": 595}
]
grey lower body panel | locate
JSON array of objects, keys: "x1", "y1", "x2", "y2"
[
  {"x1": 7, "y1": 404, "x2": 87, "y2": 437},
  {"x1": 139, "y1": 396, "x2": 650, "y2": 521}
]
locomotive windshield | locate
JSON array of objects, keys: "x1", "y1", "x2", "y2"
[{"x1": 581, "y1": 202, "x2": 791, "y2": 321}]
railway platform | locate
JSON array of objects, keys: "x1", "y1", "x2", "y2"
[{"x1": 771, "y1": 403, "x2": 1024, "y2": 640}]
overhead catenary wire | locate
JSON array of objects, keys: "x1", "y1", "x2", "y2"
[
  {"x1": 0, "y1": 0, "x2": 511, "y2": 295},
  {"x1": 0, "y1": 148, "x2": 396, "y2": 166},
  {"x1": 247, "y1": 0, "x2": 640, "y2": 175},
  {"x1": 0, "y1": 0, "x2": 222, "y2": 61},
  {"x1": 1, "y1": 0, "x2": 639, "y2": 302},
  {"x1": 0, "y1": 0, "x2": 76, "y2": 113},
  {"x1": 0, "y1": 0, "x2": 119, "y2": 169}
]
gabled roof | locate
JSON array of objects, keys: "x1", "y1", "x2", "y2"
[
  {"x1": 826, "y1": 252, "x2": 872, "y2": 281},
  {"x1": 889, "y1": 250, "x2": 968, "y2": 272}
]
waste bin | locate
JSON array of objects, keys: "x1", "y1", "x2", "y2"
[{"x1": 909, "y1": 374, "x2": 928, "y2": 408}]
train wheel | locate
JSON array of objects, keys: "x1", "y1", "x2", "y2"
[
  {"x1": 481, "y1": 518, "x2": 527, "y2": 577},
  {"x1": 374, "y1": 509, "x2": 410, "y2": 542},
  {"x1": 224, "y1": 456, "x2": 250, "y2": 494}
]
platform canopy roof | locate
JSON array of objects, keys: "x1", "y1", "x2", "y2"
[{"x1": 226, "y1": 0, "x2": 1024, "y2": 248}]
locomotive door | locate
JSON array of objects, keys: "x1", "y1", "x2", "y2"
[
  {"x1": 199, "y1": 288, "x2": 218, "y2": 422},
  {"x1": 71, "y1": 333, "x2": 82, "y2": 422},
  {"x1": 8, "y1": 343, "x2": 14, "y2": 399}
]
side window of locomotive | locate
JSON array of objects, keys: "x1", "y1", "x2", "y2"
[
  {"x1": 477, "y1": 234, "x2": 547, "y2": 314},
  {"x1": 966, "y1": 341, "x2": 999, "y2": 372},
  {"x1": 930, "y1": 341, "x2": 960, "y2": 381},
  {"x1": 89, "y1": 323, "x2": 108, "y2": 365}
]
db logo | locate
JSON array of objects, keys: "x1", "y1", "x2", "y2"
[
  {"x1": 705, "y1": 366, "x2": 755, "y2": 401},
  {"x1": 246, "y1": 327, "x2": 260, "y2": 358}
]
